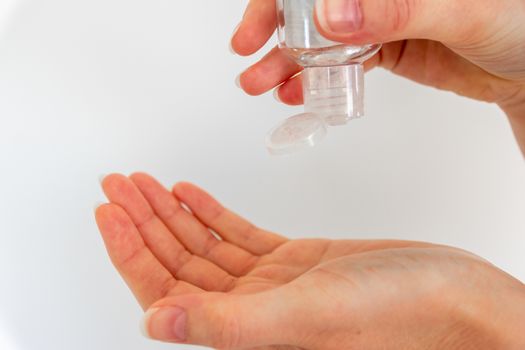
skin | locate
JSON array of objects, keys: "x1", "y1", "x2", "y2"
[
  {"x1": 95, "y1": 173, "x2": 525, "y2": 349},
  {"x1": 231, "y1": 0, "x2": 525, "y2": 155},
  {"x1": 94, "y1": 1, "x2": 525, "y2": 348}
]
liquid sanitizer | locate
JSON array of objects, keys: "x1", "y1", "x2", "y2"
[{"x1": 267, "y1": 0, "x2": 381, "y2": 155}]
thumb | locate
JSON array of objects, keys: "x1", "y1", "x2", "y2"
[
  {"x1": 314, "y1": 0, "x2": 505, "y2": 46},
  {"x1": 140, "y1": 288, "x2": 308, "y2": 349}
]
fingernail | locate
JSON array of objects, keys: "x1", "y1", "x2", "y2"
[
  {"x1": 315, "y1": 0, "x2": 363, "y2": 34},
  {"x1": 229, "y1": 23, "x2": 241, "y2": 54},
  {"x1": 140, "y1": 308, "x2": 155, "y2": 339},
  {"x1": 273, "y1": 88, "x2": 282, "y2": 103},
  {"x1": 141, "y1": 307, "x2": 187, "y2": 343},
  {"x1": 235, "y1": 74, "x2": 242, "y2": 89},
  {"x1": 98, "y1": 174, "x2": 106, "y2": 185}
]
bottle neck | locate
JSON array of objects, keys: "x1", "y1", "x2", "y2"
[{"x1": 302, "y1": 64, "x2": 365, "y2": 126}]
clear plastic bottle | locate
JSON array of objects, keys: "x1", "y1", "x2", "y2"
[{"x1": 266, "y1": 0, "x2": 381, "y2": 155}]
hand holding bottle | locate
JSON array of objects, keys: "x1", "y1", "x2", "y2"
[
  {"x1": 95, "y1": 173, "x2": 525, "y2": 350},
  {"x1": 231, "y1": 0, "x2": 525, "y2": 154}
]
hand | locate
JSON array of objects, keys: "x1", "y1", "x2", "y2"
[
  {"x1": 231, "y1": 0, "x2": 525, "y2": 154},
  {"x1": 232, "y1": 0, "x2": 525, "y2": 107},
  {"x1": 95, "y1": 173, "x2": 525, "y2": 350}
]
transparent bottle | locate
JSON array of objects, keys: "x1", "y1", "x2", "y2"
[{"x1": 267, "y1": 0, "x2": 381, "y2": 155}]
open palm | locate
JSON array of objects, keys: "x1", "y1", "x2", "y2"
[
  {"x1": 95, "y1": 174, "x2": 525, "y2": 349},
  {"x1": 95, "y1": 173, "x2": 429, "y2": 309}
]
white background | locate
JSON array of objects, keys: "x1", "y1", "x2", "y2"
[{"x1": 0, "y1": 1, "x2": 523, "y2": 350}]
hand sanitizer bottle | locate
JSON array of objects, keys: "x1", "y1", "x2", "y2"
[{"x1": 267, "y1": 0, "x2": 381, "y2": 155}]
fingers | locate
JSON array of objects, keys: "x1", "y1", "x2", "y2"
[
  {"x1": 238, "y1": 46, "x2": 302, "y2": 96},
  {"x1": 273, "y1": 39, "x2": 513, "y2": 105},
  {"x1": 274, "y1": 73, "x2": 304, "y2": 105},
  {"x1": 173, "y1": 182, "x2": 287, "y2": 256},
  {"x1": 142, "y1": 288, "x2": 306, "y2": 349},
  {"x1": 272, "y1": 39, "x2": 497, "y2": 107},
  {"x1": 231, "y1": 0, "x2": 277, "y2": 56},
  {"x1": 314, "y1": 0, "x2": 500, "y2": 46},
  {"x1": 129, "y1": 173, "x2": 258, "y2": 277},
  {"x1": 101, "y1": 174, "x2": 236, "y2": 292},
  {"x1": 372, "y1": 40, "x2": 511, "y2": 103},
  {"x1": 95, "y1": 204, "x2": 203, "y2": 310}
]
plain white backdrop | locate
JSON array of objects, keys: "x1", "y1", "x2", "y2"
[{"x1": 0, "y1": 1, "x2": 524, "y2": 349}]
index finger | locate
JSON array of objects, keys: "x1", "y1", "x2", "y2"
[
  {"x1": 95, "y1": 204, "x2": 203, "y2": 310},
  {"x1": 231, "y1": 0, "x2": 277, "y2": 56}
]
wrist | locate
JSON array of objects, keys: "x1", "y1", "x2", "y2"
[
  {"x1": 453, "y1": 276, "x2": 525, "y2": 349},
  {"x1": 436, "y1": 256, "x2": 525, "y2": 350},
  {"x1": 492, "y1": 286, "x2": 525, "y2": 349}
]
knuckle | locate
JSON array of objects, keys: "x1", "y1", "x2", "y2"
[{"x1": 388, "y1": 0, "x2": 418, "y2": 32}]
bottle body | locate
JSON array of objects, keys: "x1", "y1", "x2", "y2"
[{"x1": 276, "y1": 0, "x2": 380, "y2": 67}]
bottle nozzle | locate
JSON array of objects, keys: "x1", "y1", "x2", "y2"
[
  {"x1": 266, "y1": 64, "x2": 365, "y2": 156},
  {"x1": 302, "y1": 64, "x2": 364, "y2": 126}
]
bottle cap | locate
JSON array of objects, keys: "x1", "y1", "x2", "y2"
[
  {"x1": 266, "y1": 113, "x2": 327, "y2": 156},
  {"x1": 266, "y1": 64, "x2": 365, "y2": 156}
]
